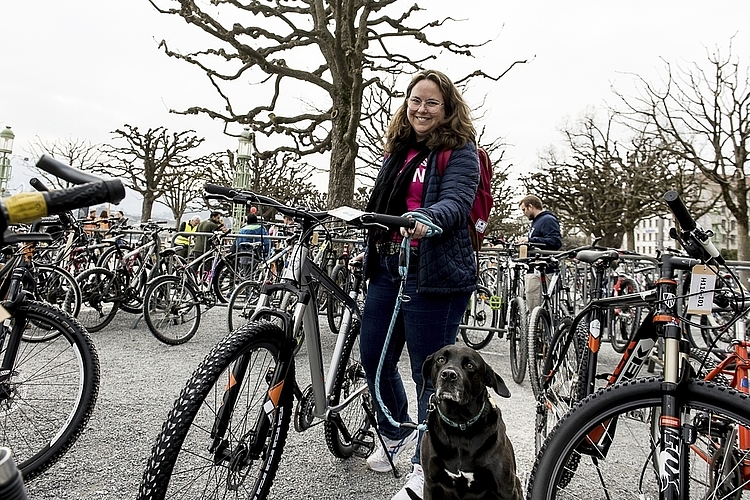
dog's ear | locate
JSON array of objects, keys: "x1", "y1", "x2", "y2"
[
  {"x1": 484, "y1": 363, "x2": 511, "y2": 398},
  {"x1": 419, "y1": 353, "x2": 435, "y2": 401}
]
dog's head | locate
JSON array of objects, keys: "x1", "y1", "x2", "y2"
[{"x1": 421, "y1": 344, "x2": 510, "y2": 404}]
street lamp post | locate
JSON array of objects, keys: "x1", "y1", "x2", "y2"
[
  {"x1": 0, "y1": 126, "x2": 15, "y2": 197},
  {"x1": 231, "y1": 128, "x2": 253, "y2": 229}
]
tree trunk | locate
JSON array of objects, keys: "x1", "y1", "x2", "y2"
[
  {"x1": 141, "y1": 195, "x2": 155, "y2": 222},
  {"x1": 326, "y1": 90, "x2": 359, "y2": 209}
]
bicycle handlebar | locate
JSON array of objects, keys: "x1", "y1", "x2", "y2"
[
  {"x1": 203, "y1": 183, "x2": 416, "y2": 230},
  {"x1": 663, "y1": 190, "x2": 723, "y2": 264},
  {"x1": 0, "y1": 157, "x2": 126, "y2": 236}
]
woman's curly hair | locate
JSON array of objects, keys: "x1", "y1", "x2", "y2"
[{"x1": 384, "y1": 70, "x2": 476, "y2": 154}]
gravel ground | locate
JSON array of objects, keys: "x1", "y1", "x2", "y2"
[{"x1": 24, "y1": 306, "x2": 541, "y2": 500}]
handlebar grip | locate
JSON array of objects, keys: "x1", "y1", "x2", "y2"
[
  {"x1": 29, "y1": 177, "x2": 50, "y2": 192},
  {"x1": 361, "y1": 213, "x2": 416, "y2": 229},
  {"x1": 35, "y1": 155, "x2": 104, "y2": 185},
  {"x1": 3, "y1": 180, "x2": 125, "y2": 225},
  {"x1": 204, "y1": 183, "x2": 235, "y2": 197},
  {"x1": 663, "y1": 190, "x2": 696, "y2": 231}
]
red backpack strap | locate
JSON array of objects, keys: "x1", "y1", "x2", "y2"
[{"x1": 436, "y1": 149, "x2": 452, "y2": 176}]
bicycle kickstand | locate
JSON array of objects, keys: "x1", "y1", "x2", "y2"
[{"x1": 362, "y1": 400, "x2": 401, "y2": 478}]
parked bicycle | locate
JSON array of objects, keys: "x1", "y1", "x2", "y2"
[
  {"x1": 527, "y1": 190, "x2": 750, "y2": 499},
  {"x1": 0, "y1": 154, "x2": 124, "y2": 481},
  {"x1": 137, "y1": 186, "x2": 422, "y2": 500}
]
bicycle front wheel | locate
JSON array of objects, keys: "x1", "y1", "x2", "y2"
[
  {"x1": 326, "y1": 264, "x2": 350, "y2": 334},
  {"x1": 1, "y1": 300, "x2": 99, "y2": 481},
  {"x1": 323, "y1": 320, "x2": 374, "y2": 458},
  {"x1": 227, "y1": 279, "x2": 262, "y2": 332},
  {"x1": 75, "y1": 267, "x2": 121, "y2": 332},
  {"x1": 137, "y1": 322, "x2": 294, "y2": 500},
  {"x1": 212, "y1": 251, "x2": 256, "y2": 303},
  {"x1": 527, "y1": 306, "x2": 553, "y2": 398},
  {"x1": 508, "y1": 296, "x2": 528, "y2": 383},
  {"x1": 528, "y1": 377, "x2": 750, "y2": 499},
  {"x1": 459, "y1": 285, "x2": 497, "y2": 350},
  {"x1": 143, "y1": 275, "x2": 201, "y2": 345}
]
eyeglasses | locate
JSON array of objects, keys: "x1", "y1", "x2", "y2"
[{"x1": 407, "y1": 97, "x2": 444, "y2": 112}]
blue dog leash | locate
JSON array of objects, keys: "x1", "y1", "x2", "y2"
[{"x1": 373, "y1": 211, "x2": 442, "y2": 433}]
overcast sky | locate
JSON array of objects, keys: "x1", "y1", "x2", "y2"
[{"x1": 2, "y1": 1, "x2": 749, "y2": 215}]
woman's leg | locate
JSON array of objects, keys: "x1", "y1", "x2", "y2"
[
  {"x1": 360, "y1": 258, "x2": 412, "y2": 440},
  {"x1": 401, "y1": 283, "x2": 471, "y2": 464}
]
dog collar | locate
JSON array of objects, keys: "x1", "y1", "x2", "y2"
[{"x1": 435, "y1": 397, "x2": 486, "y2": 431}]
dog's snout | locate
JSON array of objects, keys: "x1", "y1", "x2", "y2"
[{"x1": 440, "y1": 368, "x2": 458, "y2": 381}]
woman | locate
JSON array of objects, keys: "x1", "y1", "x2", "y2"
[{"x1": 360, "y1": 70, "x2": 479, "y2": 500}]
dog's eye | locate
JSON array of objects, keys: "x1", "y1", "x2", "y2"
[
  {"x1": 436, "y1": 356, "x2": 446, "y2": 364},
  {"x1": 465, "y1": 362, "x2": 474, "y2": 370}
]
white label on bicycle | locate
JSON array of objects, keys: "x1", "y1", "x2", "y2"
[
  {"x1": 686, "y1": 265, "x2": 716, "y2": 315},
  {"x1": 0, "y1": 305, "x2": 9, "y2": 321},
  {"x1": 328, "y1": 206, "x2": 364, "y2": 222},
  {"x1": 589, "y1": 318, "x2": 601, "y2": 339}
]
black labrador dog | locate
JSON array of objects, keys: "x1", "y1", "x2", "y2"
[{"x1": 409, "y1": 344, "x2": 523, "y2": 500}]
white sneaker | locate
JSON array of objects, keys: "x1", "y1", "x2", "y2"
[
  {"x1": 366, "y1": 429, "x2": 419, "y2": 473},
  {"x1": 391, "y1": 464, "x2": 424, "y2": 500}
]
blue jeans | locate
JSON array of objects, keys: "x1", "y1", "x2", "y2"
[{"x1": 360, "y1": 252, "x2": 470, "y2": 464}]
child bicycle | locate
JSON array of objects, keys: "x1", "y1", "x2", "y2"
[
  {"x1": 137, "y1": 185, "x2": 423, "y2": 500},
  {"x1": 528, "y1": 190, "x2": 750, "y2": 499}
]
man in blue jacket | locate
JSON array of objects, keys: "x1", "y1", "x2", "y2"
[{"x1": 519, "y1": 194, "x2": 562, "y2": 313}]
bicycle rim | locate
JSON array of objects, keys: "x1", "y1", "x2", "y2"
[
  {"x1": 138, "y1": 322, "x2": 293, "y2": 500},
  {"x1": 144, "y1": 276, "x2": 201, "y2": 346},
  {"x1": 227, "y1": 280, "x2": 262, "y2": 332},
  {"x1": 528, "y1": 377, "x2": 750, "y2": 499},
  {"x1": 460, "y1": 285, "x2": 496, "y2": 350},
  {"x1": 323, "y1": 321, "x2": 374, "y2": 458},
  {"x1": 0, "y1": 300, "x2": 99, "y2": 480}
]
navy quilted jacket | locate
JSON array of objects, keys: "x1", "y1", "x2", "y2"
[{"x1": 364, "y1": 142, "x2": 480, "y2": 294}]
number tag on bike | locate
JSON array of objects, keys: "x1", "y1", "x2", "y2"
[
  {"x1": 686, "y1": 265, "x2": 716, "y2": 315},
  {"x1": 0, "y1": 304, "x2": 9, "y2": 321}
]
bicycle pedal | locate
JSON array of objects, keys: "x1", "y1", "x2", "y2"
[{"x1": 352, "y1": 430, "x2": 375, "y2": 458}]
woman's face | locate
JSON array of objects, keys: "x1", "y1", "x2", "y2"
[{"x1": 407, "y1": 79, "x2": 446, "y2": 141}]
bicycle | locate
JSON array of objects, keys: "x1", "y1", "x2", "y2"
[
  {"x1": 0, "y1": 154, "x2": 124, "y2": 481},
  {"x1": 141, "y1": 233, "x2": 256, "y2": 345},
  {"x1": 527, "y1": 190, "x2": 750, "y2": 499},
  {"x1": 137, "y1": 186, "x2": 423, "y2": 500}
]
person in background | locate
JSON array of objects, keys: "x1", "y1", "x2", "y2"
[
  {"x1": 98, "y1": 210, "x2": 110, "y2": 232},
  {"x1": 175, "y1": 216, "x2": 201, "y2": 258},
  {"x1": 83, "y1": 209, "x2": 97, "y2": 236},
  {"x1": 236, "y1": 213, "x2": 271, "y2": 256},
  {"x1": 360, "y1": 69, "x2": 479, "y2": 500},
  {"x1": 190, "y1": 211, "x2": 229, "y2": 262},
  {"x1": 518, "y1": 194, "x2": 562, "y2": 313}
]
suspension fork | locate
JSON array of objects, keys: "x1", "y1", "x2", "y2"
[{"x1": 209, "y1": 337, "x2": 297, "y2": 461}]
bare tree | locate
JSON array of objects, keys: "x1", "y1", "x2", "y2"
[
  {"x1": 147, "y1": 0, "x2": 524, "y2": 208},
  {"x1": 523, "y1": 110, "x2": 711, "y2": 249},
  {"x1": 26, "y1": 137, "x2": 102, "y2": 189},
  {"x1": 616, "y1": 43, "x2": 750, "y2": 260},
  {"x1": 99, "y1": 125, "x2": 215, "y2": 222}
]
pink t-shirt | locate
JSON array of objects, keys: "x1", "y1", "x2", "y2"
[{"x1": 391, "y1": 148, "x2": 427, "y2": 246}]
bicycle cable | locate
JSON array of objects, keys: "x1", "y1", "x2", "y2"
[{"x1": 372, "y1": 211, "x2": 442, "y2": 432}]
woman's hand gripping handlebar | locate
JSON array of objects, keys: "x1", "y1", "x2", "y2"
[{"x1": 0, "y1": 154, "x2": 125, "y2": 236}]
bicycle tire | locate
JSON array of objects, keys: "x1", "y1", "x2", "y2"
[
  {"x1": 527, "y1": 306, "x2": 553, "y2": 398},
  {"x1": 212, "y1": 251, "x2": 256, "y2": 304},
  {"x1": 0, "y1": 299, "x2": 99, "y2": 481},
  {"x1": 535, "y1": 316, "x2": 579, "y2": 453},
  {"x1": 326, "y1": 264, "x2": 350, "y2": 334},
  {"x1": 227, "y1": 279, "x2": 263, "y2": 332},
  {"x1": 324, "y1": 320, "x2": 374, "y2": 458},
  {"x1": 508, "y1": 296, "x2": 528, "y2": 383},
  {"x1": 528, "y1": 377, "x2": 750, "y2": 499},
  {"x1": 143, "y1": 275, "x2": 201, "y2": 346},
  {"x1": 137, "y1": 322, "x2": 294, "y2": 500},
  {"x1": 75, "y1": 267, "x2": 121, "y2": 332},
  {"x1": 459, "y1": 285, "x2": 497, "y2": 350},
  {"x1": 23, "y1": 264, "x2": 82, "y2": 342}
]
